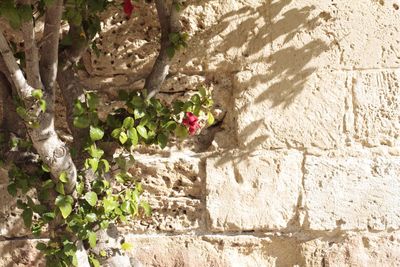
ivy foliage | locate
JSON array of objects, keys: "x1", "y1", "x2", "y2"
[
  {"x1": 8, "y1": 88, "x2": 213, "y2": 267},
  {"x1": 1, "y1": 0, "x2": 203, "y2": 265}
]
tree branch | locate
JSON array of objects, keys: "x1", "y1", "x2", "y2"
[
  {"x1": 40, "y1": 0, "x2": 63, "y2": 95},
  {"x1": 144, "y1": 0, "x2": 182, "y2": 99},
  {"x1": 0, "y1": 29, "x2": 77, "y2": 194},
  {"x1": 19, "y1": 0, "x2": 42, "y2": 88},
  {"x1": 57, "y1": 25, "x2": 89, "y2": 164}
]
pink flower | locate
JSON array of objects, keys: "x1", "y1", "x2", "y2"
[
  {"x1": 123, "y1": 0, "x2": 134, "y2": 18},
  {"x1": 182, "y1": 112, "x2": 200, "y2": 135}
]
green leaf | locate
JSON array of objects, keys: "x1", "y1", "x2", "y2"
[
  {"x1": 103, "y1": 197, "x2": 118, "y2": 213},
  {"x1": 41, "y1": 164, "x2": 50, "y2": 172},
  {"x1": 121, "y1": 242, "x2": 133, "y2": 251},
  {"x1": 36, "y1": 242, "x2": 47, "y2": 251},
  {"x1": 118, "y1": 90, "x2": 129, "y2": 101},
  {"x1": 199, "y1": 86, "x2": 207, "y2": 98},
  {"x1": 84, "y1": 192, "x2": 98, "y2": 207},
  {"x1": 163, "y1": 120, "x2": 177, "y2": 131},
  {"x1": 73, "y1": 116, "x2": 90, "y2": 128},
  {"x1": 22, "y1": 208, "x2": 33, "y2": 228},
  {"x1": 55, "y1": 196, "x2": 73, "y2": 219},
  {"x1": 39, "y1": 99, "x2": 46, "y2": 112},
  {"x1": 130, "y1": 96, "x2": 144, "y2": 108},
  {"x1": 175, "y1": 124, "x2": 188, "y2": 138},
  {"x1": 87, "y1": 231, "x2": 97, "y2": 248},
  {"x1": 90, "y1": 126, "x2": 104, "y2": 141},
  {"x1": 119, "y1": 131, "x2": 128, "y2": 144},
  {"x1": 140, "y1": 201, "x2": 152, "y2": 216},
  {"x1": 72, "y1": 253, "x2": 78, "y2": 267},
  {"x1": 86, "y1": 92, "x2": 99, "y2": 111},
  {"x1": 139, "y1": 116, "x2": 149, "y2": 126},
  {"x1": 123, "y1": 117, "x2": 135, "y2": 129},
  {"x1": 55, "y1": 182, "x2": 65, "y2": 195},
  {"x1": 59, "y1": 203, "x2": 72, "y2": 219},
  {"x1": 16, "y1": 106, "x2": 28, "y2": 120},
  {"x1": 42, "y1": 212, "x2": 55, "y2": 221},
  {"x1": 99, "y1": 250, "x2": 107, "y2": 257},
  {"x1": 85, "y1": 232, "x2": 97, "y2": 250},
  {"x1": 100, "y1": 159, "x2": 110, "y2": 173},
  {"x1": 127, "y1": 127, "x2": 138, "y2": 145},
  {"x1": 136, "y1": 125, "x2": 148, "y2": 139},
  {"x1": 191, "y1": 94, "x2": 201, "y2": 105},
  {"x1": 173, "y1": 101, "x2": 184, "y2": 113},
  {"x1": 32, "y1": 89, "x2": 43, "y2": 99},
  {"x1": 73, "y1": 101, "x2": 85, "y2": 116},
  {"x1": 157, "y1": 133, "x2": 168, "y2": 149},
  {"x1": 88, "y1": 158, "x2": 99, "y2": 172},
  {"x1": 7, "y1": 182, "x2": 17, "y2": 196},
  {"x1": 121, "y1": 201, "x2": 131, "y2": 213},
  {"x1": 87, "y1": 145, "x2": 104, "y2": 159},
  {"x1": 59, "y1": 171, "x2": 68, "y2": 183},
  {"x1": 166, "y1": 46, "x2": 175, "y2": 58},
  {"x1": 85, "y1": 213, "x2": 97, "y2": 223},
  {"x1": 100, "y1": 220, "x2": 109, "y2": 230},
  {"x1": 42, "y1": 179, "x2": 54, "y2": 189},
  {"x1": 183, "y1": 101, "x2": 193, "y2": 112},
  {"x1": 90, "y1": 257, "x2": 100, "y2": 267},
  {"x1": 76, "y1": 181, "x2": 84, "y2": 195},
  {"x1": 133, "y1": 108, "x2": 145, "y2": 119},
  {"x1": 207, "y1": 112, "x2": 215, "y2": 125},
  {"x1": 111, "y1": 128, "x2": 122, "y2": 139}
]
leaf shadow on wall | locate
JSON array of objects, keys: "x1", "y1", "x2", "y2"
[{"x1": 181, "y1": 0, "x2": 335, "y2": 161}]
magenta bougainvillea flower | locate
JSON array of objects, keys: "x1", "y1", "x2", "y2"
[
  {"x1": 123, "y1": 0, "x2": 134, "y2": 18},
  {"x1": 182, "y1": 112, "x2": 201, "y2": 135}
]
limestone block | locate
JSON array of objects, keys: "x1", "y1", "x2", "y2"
[
  {"x1": 300, "y1": 232, "x2": 400, "y2": 267},
  {"x1": 125, "y1": 152, "x2": 205, "y2": 233},
  {"x1": 0, "y1": 240, "x2": 45, "y2": 267},
  {"x1": 304, "y1": 154, "x2": 400, "y2": 231},
  {"x1": 234, "y1": 70, "x2": 349, "y2": 150},
  {"x1": 126, "y1": 235, "x2": 298, "y2": 267},
  {"x1": 352, "y1": 70, "x2": 400, "y2": 147},
  {"x1": 324, "y1": 232, "x2": 400, "y2": 267},
  {"x1": 270, "y1": 0, "x2": 400, "y2": 70},
  {"x1": 206, "y1": 150, "x2": 302, "y2": 231}
]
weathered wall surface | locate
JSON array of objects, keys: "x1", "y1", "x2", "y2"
[{"x1": 2, "y1": 0, "x2": 400, "y2": 266}]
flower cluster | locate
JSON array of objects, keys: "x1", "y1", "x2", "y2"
[
  {"x1": 182, "y1": 112, "x2": 201, "y2": 135},
  {"x1": 123, "y1": 0, "x2": 138, "y2": 18}
]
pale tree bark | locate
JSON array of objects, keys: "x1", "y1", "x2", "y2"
[
  {"x1": 18, "y1": 0, "x2": 42, "y2": 89},
  {"x1": 57, "y1": 25, "x2": 89, "y2": 159},
  {"x1": 0, "y1": 16, "x2": 78, "y2": 197},
  {"x1": 144, "y1": 0, "x2": 182, "y2": 99}
]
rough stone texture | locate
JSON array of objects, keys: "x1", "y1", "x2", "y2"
[
  {"x1": 0, "y1": 169, "x2": 32, "y2": 238},
  {"x1": 124, "y1": 152, "x2": 205, "y2": 233},
  {"x1": 234, "y1": 70, "x2": 349, "y2": 150},
  {"x1": 3, "y1": 0, "x2": 400, "y2": 266},
  {"x1": 304, "y1": 152, "x2": 400, "y2": 231},
  {"x1": 206, "y1": 150, "x2": 302, "y2": 231},
  {"x1": 0, "y1": 240, "x2": 45, "y2": 267},
  {"x1": 352, "y1": 70, "x2": 400, "y2": 147}
]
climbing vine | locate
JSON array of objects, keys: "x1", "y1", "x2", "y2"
[
  {"x1": 0, "y1": 0, "x2": 213, "y2": 266},
  {"x1": 7, "y1": 89, "x2": 213, "y2": 266}
]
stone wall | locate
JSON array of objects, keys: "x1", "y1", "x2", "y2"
[{"x1": 2, "y1": 0, "x2": 400, "y2": 266}]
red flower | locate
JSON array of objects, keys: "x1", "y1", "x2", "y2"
[
  {"x1": 182, "y1": 112, "x2": 200, "y2": 135},
  {"x1": 123, "y1": 0, "x2": 134, "y2": 18}
]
